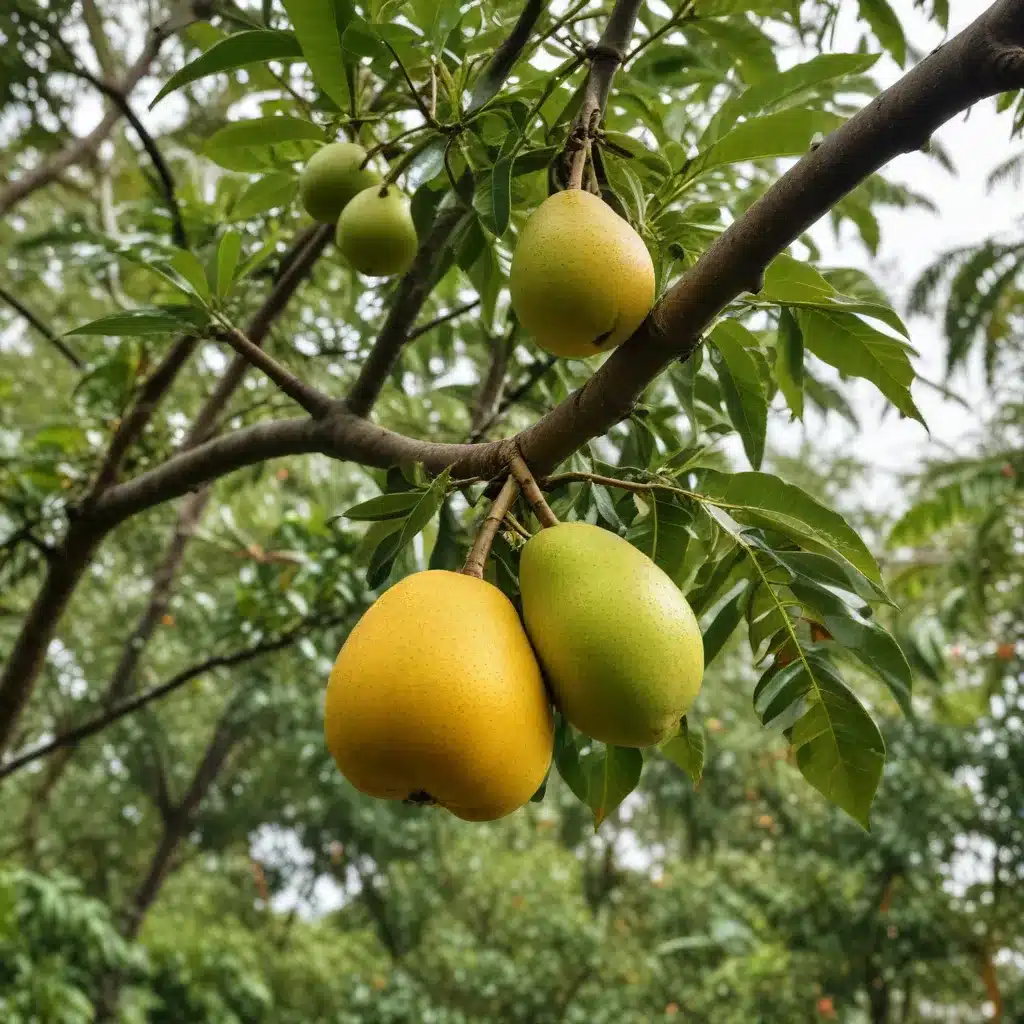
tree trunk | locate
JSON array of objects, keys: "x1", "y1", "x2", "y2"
[{"x1": 0, "y1": 522, "x2": 106, "y2": 756}]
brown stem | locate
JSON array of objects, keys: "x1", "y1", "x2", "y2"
[
  {"x1": 462, "y1": 476, "x2": 520, "y2": 578},
  {"x1": 0, "y1": 284, "x2": 83, "y2": 369},
  {"x1": 215, "y1": 323, "x2": 335, "y2": 417},
  {"x1": 510, "y1": 454, "x2": 559, "y2": 528},
  {"x1": 470, "y1": 325, "x2": 516, "y2": 435}
]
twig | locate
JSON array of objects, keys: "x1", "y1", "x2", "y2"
[
  {"x1": 470, "y1": 322, "x2": 516, "y2": 435},
  {"x1": 0, "y1": 626, "x2": 323, "y2": 782},
  {"x1": 624, "y1": 2, "x2": 694, "y2": 65},
  {"x1": 66, "y1": 65, "x2": 187, "y2": 248},
  {"x1": 504, "y1": 512, "x2": 532, "y2": 541},
  {"x1": 381, "y1": 39, "x2": 438, "y2": 127},
  {"x1": 406, "y1": 300, "x2": 480, "y2": 343},
  {"x1": 462, "y1": 475, "x2": 520, "y2": 578},
  {"x1": 0, "y1": 284, "x2": 83, "y2": 369},
  {"x1": 214, "y1": 323, "x2": 335, "y2": 417},
  {"x1": 510, "y1": 453, "x2": 560, "y2": 528}
]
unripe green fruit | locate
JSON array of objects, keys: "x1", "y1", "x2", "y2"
[
  {"x1": 299, "y1": 142, "x2": 380, "y2": 224},
  {"x1": 519, "y1": 523, "x2": 704, "y2": 748},
  {"x1": 336, "y1": 185, "x2": 419, "y2": 277},
  {"x1": 509, "y1": 189, "x2": 655, "y2": 358}
]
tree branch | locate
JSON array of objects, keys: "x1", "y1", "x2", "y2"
[
  {"x1": 468, "y1": 354, "x2": 557, "y2": 442},
  {"x1": 468, "y1": 0, "x2": 546, "y2": 112},
  {"x1": 64, "y1": 65, "x2": 188, "y2": 248},
  {"x1": 462, "y1": 475, "x2": 519, "y2": 578},
  {"x1": 469, "y1": 323, "x2": 515, "y2": 435},
  {"x1": 567, "y1": 0, "x2": 643, "y2": 188},
  {"x1": 406, "y1": 299, "x2": 480, "y2": 343},
  {"x1": 0, "y1": 284, "x2": 83, "y2": 369},
  {"x1": 0, "y1": 0, "x2": 201, "y2": 216},
  {"x1": 0, "y1": 626, "x2": 318, "y2": 782},
  {"x1": 214, "y1": 324, "x2": 335, "y2": 417},
  {"x1": 510, "y1": 453, "x2": 559, "y2": 528}
]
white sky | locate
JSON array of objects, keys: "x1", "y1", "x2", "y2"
[{"x1": 776, "y1": 0, "x2": 1017, "y2": 498}]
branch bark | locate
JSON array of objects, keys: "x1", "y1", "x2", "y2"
[
  {"x1": 0, "y1": 285, "x2": 83, "y2": 369},
  {"x1": 0, "y1": 0, "x2": 201, "y2": 216},
  {"x1": 462, "y1": 475, "x2": 519, "y2": 578}
]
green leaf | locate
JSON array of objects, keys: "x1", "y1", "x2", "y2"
[
  {"x1": 150, "y1": 30, "x2": 303, "y2": 108},
  {"x1": 700, "y1": 584, "x2": 749, "y2": 667},
  {"x1": 775, "y1": 307, "x2": 804, "y2": 418},
  {"x1": 167, "y1": 249, "x2": 210, "y2": 303},
  {"x1": 859, "y1": 0, "x2": 906, "y2": 66},
  {"x1": 626, "y1": 493, "x2": 692, "y2": 586},
  {"x1": 763, "y1": 547, "x2": 891, "y2": 607},
  {"x1": 213, "y1": 231, "x2": 243, "y2": 299},
  {"x1": 554, "y1": 718, "x2": 588, "y2": 804},
  {"x1": 703, "y1": 52, "x2": 878, "y2": 144},
  {"x1": 282, "y1": 0, "x2": 353, "y2": 109},
  {"x1": 586, "y1": 745, "x2": 643, "y2": 829},
  {"x1": 698, "y1": 470, "x2": 882, "y2": 585},
  {"x1": 490, "y1": 134, "x2": 516, "y2": 237},
  {"x1": 394, "y1": 467, "x2": 452, "y2": 555},
  {"x1": 205, "y1": 117, "x2": 325, "y2": 169},
  {"x1": 343, "y1": 491, "x2": 425, "y2": 521},
  {"x1": 230, "y1": 172, "x2": 299, "y2": 220},
  {"x1": 660, "y1": 719, "x2": 705, "y2": 786},
  {"x1": 778, "y1": 655, "x2": 885, "y2": 828},
  {"x1": 788, "y1": 580, "x2": 912, "y2": 715},
  {"x1": 65, "y1": 308, "x2": 208, "y2": 336},
  {"x1": 709, "y1": 321, "x2": 767, "y2": 469},
  {"x1": 690, "y1": 109, "x2": 844, "y2": 177},
  {"x1": 796, "y1": 309, "x2": 924, "y2": 424},
  {"x1": 428, "y1": 498, "x2": 463, "y2": 571},
  {"x1": 365, "y1": 520, "x2": 405, "y2": 588}
]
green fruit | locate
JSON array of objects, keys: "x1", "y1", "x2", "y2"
[
  {"x1": 299, "y1": 142, "x2": 380, "y2": 224},
  {"x1": 336, "y1": 185, "x2": 419, "y2": 277},
  {"x1": 519, "y1": 523, "x2": 704, "y2": 748},
  {"x1": 509, "y1": 189, "x2": 655, "y2": 359}
]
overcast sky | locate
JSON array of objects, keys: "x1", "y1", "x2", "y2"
[{"x1": 776, "y1": 0, "x2": 1018, "y2": 498}]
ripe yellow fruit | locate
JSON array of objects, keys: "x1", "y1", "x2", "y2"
[
  {"x1": 519, "y1": 523, "x2": 704, "y2": 748},
  {"x1": 509, "y1": 190, "x2": 655, "y2": 358},
  {"x1": 324, "y1": 570, "x2": 553, "y2": 821},
  {"x1": 335, "y1": 185, "x2": 418, "y2": 277},
  {"x1": 299, "y1": 142, "x2": 380, "y2": 224}
]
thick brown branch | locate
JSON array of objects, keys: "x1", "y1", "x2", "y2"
[
  {"x1": 468, "y1": 0, "x2": 547, "y2": 112},
  {"x1": 0, "y1": 0, "x2": 200, "y2": 216},
  {"x1": 215, "y1": 324, "x2": 334, "y2": 417},
  {"x1": 462, "y1": 475, "x2": 520, "y2": 578},
  {"x1": 0, "y1": 284, "x2": 83, "y2": 369},
  {"x1": 510, "y1": 453, "x2": 560, "y2": 528}
]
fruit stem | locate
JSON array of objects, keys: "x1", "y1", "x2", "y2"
[
  {"x1": 510, "y1": 454, "x2": 560, "y2": 529},
  {"x1": 461, "y1": 475, "x2": 520, "y2": 579}
]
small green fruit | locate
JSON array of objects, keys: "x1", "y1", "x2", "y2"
[
  {"x1": 336, "y1": 185, "x2": 419, "y2": 277},
  {"x1": 299, "y1": 142, "x2": 380, "y2": 224},
  {"x1": 519, "y1": 523, "x2": 704, "y2": 748},
  {"x1": 509, "y1": 189, "x2": 655, "y2": 358}
]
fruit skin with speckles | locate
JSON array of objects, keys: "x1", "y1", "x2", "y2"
[
  {"x1": 324, "y1": 570, "x2": 553, "y2": 821},
  {"x1": 335, "y1": 184, "x2": 419, "y2": 277},
  {"x1": 509, "y1": 189, "x2": 656, "y2": 358},
  {"x1": 519, "y1": 523, "x2": 704, "y2": 748},
  {"x1": 298, "y1": 142, "x2": 380, "y2": 224}
]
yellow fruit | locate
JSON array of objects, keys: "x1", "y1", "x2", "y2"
[
  {"x1": 335, "y1": 185, "x2": 418, "y2": 277},
  {"x1": 519, "y1": 523, "x2": 704, "y2": 748},
  {"x1": 509, "y1": 189, "x2": 655, "y2": 358},
  {"x1": 299, "y1": 142, "x2": 380, "y2": 224},
  {"x1": 324, "y1": 570, "x2": 553, "y2": 821}
]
